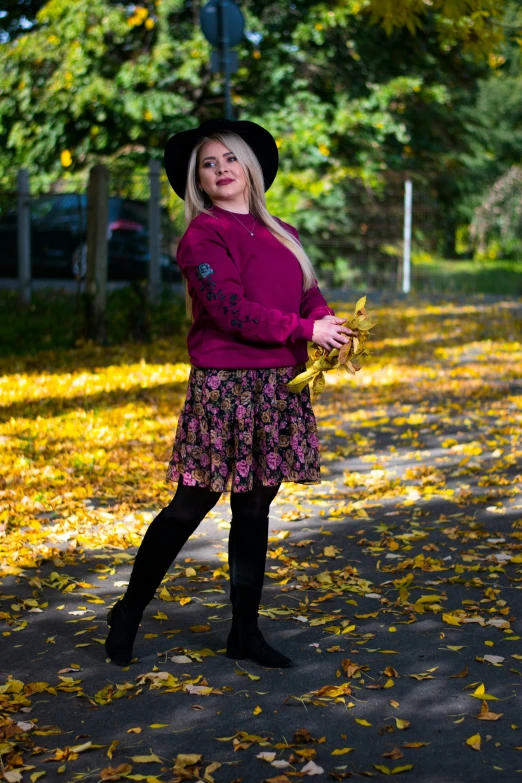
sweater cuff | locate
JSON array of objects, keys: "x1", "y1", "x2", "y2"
[
  {"x1": 291, "y1": 317, "x2": 315, "y2": 343},
  {"x1": 309, "y1": 305, "x2": 335, "y2": 320}
]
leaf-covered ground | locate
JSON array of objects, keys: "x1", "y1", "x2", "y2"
[{"x1": 1, "y1": 294, "x2": 522, "y2": 783}]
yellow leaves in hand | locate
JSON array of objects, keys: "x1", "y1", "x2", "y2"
[{"x1": 286, "y1": 295, "x2": 376, "y2": 397}]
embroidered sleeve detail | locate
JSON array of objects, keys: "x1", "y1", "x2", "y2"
[{"x1": 196, "y1": 269, "x2": 260, "y2": 330}]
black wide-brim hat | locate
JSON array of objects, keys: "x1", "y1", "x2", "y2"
[{"x1": 163, "y1": 117, "x2": 279, "y2": 200}]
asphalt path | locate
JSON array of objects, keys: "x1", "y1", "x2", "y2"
[{"x1": 1, "y1": 299, "x2": 522, "y2": 783}]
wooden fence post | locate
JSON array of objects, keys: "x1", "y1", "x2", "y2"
[
  {"x1": 84, "y1": 164, "x2": 109, "y2": 342},
  {"x1": 148, "y1": 158, "x2": 162, "y2": 305},
  {"x1": 17, "y1": 169, "x2": 31, "y2": 305}
]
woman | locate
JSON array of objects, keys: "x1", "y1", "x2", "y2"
[{"x1": 104, "y1": 117, "x2": 353, "y2": 669}]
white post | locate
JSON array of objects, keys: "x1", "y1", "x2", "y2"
[
  {"x1": 17, "y1": 169, "x2": 31, "y2": 305},
  {"x1": 148, "y1": 159, "x2": 161, "y2": 304},
  {"x1": 402, "y1": 178, "x2": 412, "y2": 294}
]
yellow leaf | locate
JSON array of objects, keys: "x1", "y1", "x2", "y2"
[
  {"x1": 149, "y1": 723, "x2": 169, "y2": 728},
  {"x1": 190, "y1": 624, "x2": 211, "y2": 633},
  {"x1": 174, "y1": 754, "x2": 202, "y2": 769},
  {"x1": 392, "y1": 765, "x2": 414, "y2": 773},
  {"x1": 253, "y1": 706, "x2": 262, "y2": 715},
  {"x1": 403, "y1": 742, "x2": 429, "y2": 748},
  {"x1": 442, "y1": 613, "x2": 461, "y2": 626},
  {"x1": 470, "y1": 683, "x2": 499, "y2": 701},
  {"x1": 153, "y1": 611, "x2": 168, "y2": 621},
  {"x1": 107, "y1": 739, "x2": 118, "y2": 759},
  {"x1": 130, "y1": 753, "x2": 162, "y2": 763},
  {"x1": 179, "y1": 597, "x2": 191, "y2": 606},
  {"x1": 127, "y1": 727, "x2": 142, "y2": 733},
  {"x1": 388, "y1": 626, "x2": 397, "y2": 632},
  {"x1": 355, "y1": 719, "x2": 372, "y2": 726},
  {"x1": 466, "y1": 733, "x2": 481, "y2": 751},
  {"x1": 331, "y1": 748, "x2": 354, "y2": 755},
  {"x1": 355, "y1": 295, "x2": 367, "y2": 313},
  {"x1": 312, "y1": 371, "x2": 326, "y2": 396},
  {"x1": 395, "y1": 718, "x2": 410, "y2": 730},
  {"x1": 30, "y1": 774, "x2": 46, "y2": 782}
]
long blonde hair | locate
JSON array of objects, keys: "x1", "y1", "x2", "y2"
[{"x1": 181, "y1": 130, "x2": 318, "y2": 322}]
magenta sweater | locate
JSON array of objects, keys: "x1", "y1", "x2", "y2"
[{"x1": 176, "y1": 204, "x2": 335, "y2": 369}]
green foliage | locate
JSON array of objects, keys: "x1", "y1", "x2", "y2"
[
  {"x1": 469, "y1": 166, "x2": 522, "y2": 259},
  {"x1": 0, "y1": 285, "x2": 186, "y2": 357},
  {"x1": 0, "y1": 0, "x2": 515, "y2": 254}
]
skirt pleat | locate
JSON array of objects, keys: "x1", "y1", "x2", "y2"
[{"x1": 165, "y1": 363, "x2": 322, "y2": 493}]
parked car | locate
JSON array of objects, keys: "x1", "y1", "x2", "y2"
[{"x1": 0, "y1": 193, "x2": 181, "y2": 282}]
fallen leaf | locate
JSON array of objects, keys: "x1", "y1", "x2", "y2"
[
  {"x1": 475, "y1": 701, "x2": 503, "y2": 721},
  {"x1": 130, "y1": 753, "x2": 162, "y2": 763},
  {"x1": 466, "y1": 733, "x2": 481, "y2": 751},
  {"x1": 448, "y1": 666, "x2": 469, "y2": 678},
  {"x1": 257, "y1": 752, "x2": 277, "y2": 762},
  {"x1": 482, "y1": 655, "x2": 505, "y2": 665},
  {"x1": 300, "y1": 760, "x2": 325, "y2": 775},
  {"x1": 382, "y1": 747, "x2": 403, "y2": 760},
  {"x1": 100, "y1": 764, "x2": 133, "y2": 781}
]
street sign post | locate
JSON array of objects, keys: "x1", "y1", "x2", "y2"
[{"x1": 200, "y1": 0, "x2": 244, "y2": 120}]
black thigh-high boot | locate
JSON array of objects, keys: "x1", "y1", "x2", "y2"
[
  {"x1": 105, "y1": 480, "x2": 222, "y2": 666},
  {"x1": 226, "y1": 485, "x2": 292, "y2": 669}
]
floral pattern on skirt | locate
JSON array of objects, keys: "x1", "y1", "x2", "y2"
[{"x1": 166, "y1": 363, "x2": 322, "y2": 493}]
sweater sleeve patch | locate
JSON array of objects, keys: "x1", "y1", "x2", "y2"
[{"x1": 196, "y1": 262, "x2": 214, "y2": 280}]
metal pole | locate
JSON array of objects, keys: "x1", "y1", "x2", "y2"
[
  {"x1": 17, "y1": 168, "x2": 31, "y2": 305},
  {"x1": 403, "y1": 178, "x2": 412, "y2": 294},
  {"x1": 148, "y1": 159, "x2": 161, "y2": 304},
  {"x1": 219, "y1": 0, "x2": 234, "y2": 120}
]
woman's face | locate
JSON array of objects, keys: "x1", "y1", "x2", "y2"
[{"x1": 197, "y1": 139, "x2": 248, "y2": 206}]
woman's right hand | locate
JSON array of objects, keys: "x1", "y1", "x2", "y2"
[{"x1": 312, "y1": 317, "x2": 356, "y2": 351}]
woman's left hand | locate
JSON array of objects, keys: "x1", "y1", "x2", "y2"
[{"x1": 321, "y1": 314, "x2": 356, "y2": 336}]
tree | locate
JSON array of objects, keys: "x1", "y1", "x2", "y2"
[{"x1": 0, "y1": 0, "x2": 512, "y2": 261}]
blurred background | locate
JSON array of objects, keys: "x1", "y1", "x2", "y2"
[{"x1": 1, "y1": 0, "x2": 521, "y2": 347}]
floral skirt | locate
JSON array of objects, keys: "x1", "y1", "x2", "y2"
[{"x1": 165, "y1": 363, "x2": 322, "y2": 494}]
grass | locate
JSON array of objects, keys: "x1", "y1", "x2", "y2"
[
  {"x1": 411, "y1": 257, "x2": 522, "y2": 295},
  {"x1": 0, "y1": 284, "x2": 188, "y2": 358}
]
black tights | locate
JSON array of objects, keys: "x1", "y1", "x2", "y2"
[{"x1": 124, "y1": 478, "x2": 281, "y2": 612}]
